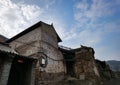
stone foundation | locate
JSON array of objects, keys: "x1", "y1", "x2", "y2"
[{"x1": 35, "y1": 70, "x2": 65, "y2": 85}]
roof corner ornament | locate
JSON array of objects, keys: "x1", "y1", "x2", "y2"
[{"x1": 51, "y1": 23, "x2": 53, "y2": 26}]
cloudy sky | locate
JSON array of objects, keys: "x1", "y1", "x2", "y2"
[{"x1": 0, "y1": 0, "x2": 120, "y2": 61}]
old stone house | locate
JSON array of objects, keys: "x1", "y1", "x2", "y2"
[
  {"x1": 0, "y1": 21, "x2": 114, "y2": 85},
  {"x1": 59, "y1": 45, "x2": 100, "y2": 84},
  {"x1": 5, "y1": 21, "x2": 65, "y2": 85}
]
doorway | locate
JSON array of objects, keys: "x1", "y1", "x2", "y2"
[
  {"x1": 7, "y1": 57, "x2": 33, "y2": 85},
  {"x1": 66, "y1": 60, "x2": 75, "y2": 77}
]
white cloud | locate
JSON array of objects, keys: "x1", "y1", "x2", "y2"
[
  {"x1": 44, "y1": 0, "x2": 57, "y2": 9},
  {"x1": 0, "y1": 0, "x2": 43, "y2": 38},
  {"x1": 20, "y1": 4, "x2": 41, "y2": 21},
  {"x1": 75, "y1": 0, "x2": 117, "y2": 25},
  {"x1": 76, "y1": 0, "x2": 89, "y2": 10},
  {"x1": 73, "y1": 0, "x2": 120, "y2": 46},
  {"x1": 78, "y1": 29, "x2": 102, "y2": 46}
]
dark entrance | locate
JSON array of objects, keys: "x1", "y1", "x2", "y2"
[
  {"x1": 66, "y1": 60, "x2": 75, "y2": 77},
  {"x1": 59, "y1": 48, "x2": 75, "y2": 77},
  {"x1": 7, "y1": 56, "x2": 33, "y2": 85}
]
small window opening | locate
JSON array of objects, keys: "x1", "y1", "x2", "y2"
[
  {"x1": 40, "y1": 55, "x2": 48, "y2": 68},
  {"x1": 42, "y1": 58, "x2": 45, "y2": 65}
]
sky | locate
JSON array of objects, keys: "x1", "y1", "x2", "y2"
[{"x1": 0, "y1": 0, "x2": 120, "y2": 61}]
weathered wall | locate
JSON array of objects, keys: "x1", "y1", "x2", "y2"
[
  {"x1": 41, "y1": 23, "x2": 58, "y2": 48},
  {"x1": 74, "y1": 46, "x2": 100, "y2": 84},
  {"x1": 34, "y1": 23, "x2": 65, "y2": 85},
  {"x1": 95, "y1": 60, "x2": 115, "y2": 81},
  {"x1": 9, "y1": 27, "x2": 42, "y2": 56},
  {"x1": 40, "y1": 42, "x2": 65, "y2": 72},
  {"x1": 14, "y1": 42, "x2": 39, "y2": 56}
]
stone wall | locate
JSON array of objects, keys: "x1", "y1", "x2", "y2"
[
  {"x1": 40, "y1": 42, "x2": 64, "y2": 73},
  {"x1": 95, "y1": 60, "x2": 115, "y2": 81},
  {"x1": 35, "y1": 71, "x2": 65, "y2": 85},
  {"x1": 41, "y1": 23, "x2": 58, "y2": 48},
  {"x1": 74, "y1": 46, "x2": 100, "y2": 84},
  {"x1": 34, "y1": 23, "x2": 65, "y2": 84},
  {"x1": 9, "y1": 27, "x2": 42, "y2": 55}
]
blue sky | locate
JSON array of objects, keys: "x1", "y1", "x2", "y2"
[{"x1": 0, "y1": 0, "x2": 120, "y2": 61}]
